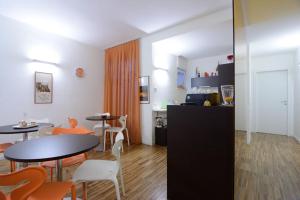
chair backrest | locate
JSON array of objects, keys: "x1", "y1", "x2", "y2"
[
  {"x1": 68, "y1": 118, "x2": 78, "y2": 128},
  {"x1": 118, "y1": 115, "x2": 127, "y2": 129},
  {"x1": 0, "y1": 166, "x2": 47, "y2": 200},
  {"x1": 112, "y1": 131, "x2": 124, "y2": 162},
  {"x1": 52, "y1": 127, "x2": 94, "y2": 135}
]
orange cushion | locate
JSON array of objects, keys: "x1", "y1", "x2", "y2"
[
  {"x1": 28, "y1": 181, "x2": 73, "y2": 200},
  {"x1": 52, "y1": 127, "x2": 94, "y2": 135},
  {"x1": 0, "y1": 143, "x2": 13, "y2": 153}
]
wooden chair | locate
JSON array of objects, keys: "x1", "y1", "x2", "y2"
[
  {"x1": 73, "y1": 131, "x2": 125, "y2": 200},
  {"x1": 0, "y1": 143, "x2": 16, "y2": 172},
  {"x1": 41, "y1": 127, "x2": 93, "y2": 181},
  {"x1": 0, "y1": 166, "x2": 76, "y2": 200}
]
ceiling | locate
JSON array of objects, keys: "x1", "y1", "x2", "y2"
[
  {"x1": 0, "y1": 0, "x2": 231, "y2": 49},
  {"x1": 241, "y1": 0, "x2": 300, "y2": 55},
  {"x1": 153, "y1": 20, "x2": 233, "y2": 59}
]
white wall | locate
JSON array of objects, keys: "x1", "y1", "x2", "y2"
[
  {"x1": 294, "y1": 48, "x2": 300, "y2": 141},
  {"x1": 0, "y1": 16, "x2": 104, "y2": 143},
  {"x1": 140, "y1": 38, "x2": 187, "y2": 145},
  {"x1": 140, "y1": 8, "x2": 232, "y2": 145},
  {"x1": 152, "y1": 46, "x2": 187, "y2": 106},
  {"x1": 186, "y1": 54, "x2": 231, "y2": 89}
]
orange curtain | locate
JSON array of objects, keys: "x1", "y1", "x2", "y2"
[{"x1": 104, "y1": 40, "x2": 141, "y2": 144}]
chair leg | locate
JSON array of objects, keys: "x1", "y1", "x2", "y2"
[
  {"x1": 119, "y1": 165, "x2": 125, "y2": 196},
  {"x1": 10, "y1": 161, "x2": 16, "y2": 172},
  {"x1": 71, "y1": 184, "x2": 76, "y2": 200},
  {"x1": 113, "y1": 178, "x2": 121, "y2": 200},
  {"x1": 103, "y1": 130, "x2": 107, "y2": 152},
  {"x1": 82, "y1": 182, "x2": 87, "y2": 200},
  {"x1": 50, "y1": 168, "x2": 53, "y2": 182},
  {"x1": 110, "y1": 131, "x2": 114, "y2": 149},
  {"x1": 125, "y1": 128, "x2": 130, "y2": 146}
]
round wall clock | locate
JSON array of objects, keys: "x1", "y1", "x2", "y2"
[{"x1": 76, "y1": 67, "x2": 84, "y2": 78}]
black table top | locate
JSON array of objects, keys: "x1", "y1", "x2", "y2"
[
  {"x1": 0, "y1": 123, "x2": 54, "y2": 134},
  {"x1": 4, "y1": 135, "x2": 99, "y2": 162},
  {"x1": 86, "y1": 115, "x2": 119, "y2": 121}
]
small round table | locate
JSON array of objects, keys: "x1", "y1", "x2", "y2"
[
  {"x1": 4, "y1": 134, "x2": 99, "y2": 181},
  {"x1": 86, "y1": 115, "x2": 119, "y2": 151},
  {"x1": 0, "y1": 123, "x2": 54, "y2": 141}
]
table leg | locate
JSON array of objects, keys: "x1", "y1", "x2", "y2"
[
  {"x1": 22, "y1": 133, "x2": 29, "y2": 167},
  {"x1": 102, "y1": 120, "x2": 105, "y2": 150},
  {"x1": 23, "y1": 133, "x2": 28, "y2": 141},
  {"x1": 56, "y1": 159, "x2": 63, "y2": 181}
]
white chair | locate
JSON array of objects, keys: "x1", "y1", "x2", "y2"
[
  {"x1": 72, "y1": 131, "x2": 125, "y2": 200},
  {"x1": 93, "y1": 113, "x2": 111, "y2": 151},
  {"x1": 105, "y1": 115, "x2": 129, "y2": 150},
  {"x1": 29, "y1": 118, "x2": 53, "y2": 138},
  {"x1": 93, "y1": 113, "x2": 111, "y2": 136}
]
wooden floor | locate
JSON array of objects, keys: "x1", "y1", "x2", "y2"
[
  {"x1": 2, "y1": 132, "x2": 300, "y2": 200},
  {"x1": 235, "y1": 132, "x2": 300, "y2": 200},
  {"x1": 0, "y1": 144, "x2": 167, "y2": 200}
]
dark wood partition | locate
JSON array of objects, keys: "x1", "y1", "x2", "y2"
[{"x1": 167, "y1": 105, "x2": 234, "y2": 199}]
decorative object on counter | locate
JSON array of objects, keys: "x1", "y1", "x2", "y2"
[
  {"x1": 35, "y1": 72, "x2": 53, "y2": 104},
  {"x1": 155, "y1": 117, "x2": 164, "y2": 128},
  {"x1": 203, "y1": 100, "x2": 211, "y2": 107},
  {"x1": 227, "y1": 54, "x2": 234, "y2": 63},
  {"x1": 221, "y1": 85, "x2": 234, "y2": 106},
  {"x1": 76, "y1": 67, "x2": 84, "y2": 77},
  {"x1": 177, "y1": 68, "x2": 186, "y2": 89},
  {"x1": 139, "y1": 76, "x2": 150, "y2": 104}
]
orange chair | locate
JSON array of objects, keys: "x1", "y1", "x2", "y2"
[
  {"x1": 52, "y1": 127, "x2": 94, "y2": 135},
  {"x1": 0, "y1": 166, "x2": 76, "y2": 200},
  {"x1": 0, "y1": 143, "x2": 16, "y2": 172},
  {"x1": 42, "y1": 127, "x2": 94, "y2": 181},
  {"x1": 68, "y1": 117, "x2": 78, "y2": 128}
]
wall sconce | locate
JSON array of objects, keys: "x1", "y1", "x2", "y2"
[
  {"x1": 32, "y1": 59, "x2": 58, "y2": 66},
  {"x1": 154, "y1": 67, "x2": 168, "y2": 71}
]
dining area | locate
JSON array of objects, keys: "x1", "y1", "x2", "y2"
[
  {"x1": 0, "y1": 113, "x2": 129, "y2": 199},
  {"x1": 0, "y1": 15, "x2": 167, "y2": 198},
  {"x1": 0, "y1": 114, "x2": 129, "y2": 200}
]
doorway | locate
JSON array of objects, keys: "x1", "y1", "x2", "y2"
[{"x1": 255, "y1": 70, "x2": 288, "y2": 135}]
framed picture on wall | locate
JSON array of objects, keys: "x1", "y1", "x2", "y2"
[
  {"x1": 139, "y1": 76, "x2": 150, "y2": 104},
  {"x1": 177, "y1": 68, "x2": 186, "y2": 89},
  {"x1": 34, "y1": 72, "x2": 53, "y2": 104}
]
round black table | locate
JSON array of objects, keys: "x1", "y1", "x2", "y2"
[
  {"x1": 4, "y1": 134, "x2": 99, "y2": 181},
  {"x1": 0, "y1": 123, "x2": 54, "y2": 141},
  {"x1": 86, "y1": 115, "x2": 119, "y2": 151}
]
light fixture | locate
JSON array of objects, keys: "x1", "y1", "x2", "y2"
[
  {"x1": 32, "y1": 59, "x2": 58, "y2": 66},
  {"x1": 154, "y1": 67, "x2": 168, "y2": 71}
]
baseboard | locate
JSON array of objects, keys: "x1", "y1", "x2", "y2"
[{"x1": 293, "y1": 135, "x2": 300, "y2": 143}]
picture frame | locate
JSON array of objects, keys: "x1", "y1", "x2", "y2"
[
  {"x1": 34, "y1": 72, "x2": 53, "y2": 104},
  {"x1": 177, "y1": 68, "x2": 186, "y2": 89},
  {"x1": 139, "y1": 76, "x2": 150, "y2": 104}
]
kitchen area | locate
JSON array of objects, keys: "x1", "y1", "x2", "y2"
[{"x1": 146, "y1": 15, "x2": 234, "y2": 199}]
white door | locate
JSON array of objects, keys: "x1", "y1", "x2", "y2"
[{"x1": 256, "y1": 70, "x2": 288, "y2": 135}]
